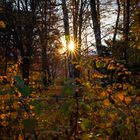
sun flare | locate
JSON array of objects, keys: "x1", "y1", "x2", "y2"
[{"x1": 68, "y1": 41, "x2": 75, "y2": 52}]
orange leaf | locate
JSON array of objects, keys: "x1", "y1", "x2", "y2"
[
  {"x1": 117, "y1": 93, "x2": 125, "y2": 101},
  {"x1": 125, "y1": 97, "x2": 131, "y2": 104},
  {"x1": 100, "y1": 91, "x2": 106, "y2": 97}
]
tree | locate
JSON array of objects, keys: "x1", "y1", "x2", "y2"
[
  {"x1": 37, "y1": 0, "x2": 62, "y2": 86},
  {"x1": 61, "y1": 0, "x2": 71, "y2": 78},
  {"x1": 123, "y1": 0, "x2": 130, "y2": 65},
  {"x1": 112, "y1": 0, "x2": 121, "y2": 50},
  {"x1": 61, "y1": 0, "x2": 89, "y2": 79},
  {"x1": 72, "y1": 0, "x2": 87, "y2": 79},
  {"x1": 90, "y1": 0, "x2": 103, "y2": 55},
  {"x1": 0, "y1": 2, "x2": 19, "y2": 76},
  {"x1": 0, "y1": 0, "x2": 39, "y2": 85}
]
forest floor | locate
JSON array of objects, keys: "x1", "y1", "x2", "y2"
[{"x1": 46, "y1": 78, "x2": 64, "y2": 96}]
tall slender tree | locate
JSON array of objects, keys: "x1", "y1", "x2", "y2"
[
  {"x1": 61, "y1": 0, "x2": 72, "y2": 78},
  {"x1": 112, "y1": 0, "x2": 121, "y2": 50},
  {"x1": 90, "y1": 0, "x2": 103, "y2": 55},
  {"x1": 123, "y1": 0, "x2": 130, "y2": 65}
]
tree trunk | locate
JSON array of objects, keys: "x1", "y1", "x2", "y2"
[
  {"x1": 22, "y1": 56, "x2": 30, "y2": 85},
  {"x1": 4, "y1": 46, "x2": 8, "y2": 76},
  {"x1": 78, "y1": 0, "x2": 83, "y2": 57},
  {"x1": 112, "y1": 0, "x2": 120, "y2": 53},
  {"x1": 73, "y1": 0, "x2": 80, "y2": 79},
  {"x1": 62, "y1": 0, "x2": 71, "y2": 78},
  {"x1": 90, "y1": 0, "x2": 102, "y2": 55},
  {"x1": 123, "y1": 0, "x2": 130, "y2": 65},
  {"x1": 42, "y1": 42, "x2": 47, "y2": 86}
]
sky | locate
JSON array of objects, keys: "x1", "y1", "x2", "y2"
[{"x1": 56, "y1": 0, "x2": 120, "y2": 55}]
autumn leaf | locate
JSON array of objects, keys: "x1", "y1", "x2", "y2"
[
  {"x1": 0, "y1": 20, "x2": 6, "y2": 28},
  {"x1": 75, "y1": 64, "x2": 81, "y2": 70},
  {"x1": 29, "y1": 105, "x2": 34, "y2": 109},
  {"x1": 107, "y1": 64, "x2": 116, "y2": 70},
  {"x1": 100, "y1": 91, "x2": 107, "y2": 98},
  {"x1": 124, "y1": 96, "x2": 131, "y2": 104},
  {"x1": 18, "y1": 134, "x2": 23, "y2": 140},
  {"x1": 103, "y1": 99, "x2": 110, "y2": 107},
  {"x1": 117, "y1": 93, "x2": 125, "y2": 101},
  {"x1": 0, "y1": 114, "x2": 7, "y2": 119}
]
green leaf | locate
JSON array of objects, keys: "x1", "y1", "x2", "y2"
[
  {"x1": 81, "y1": 134, "x2": 91, "y2": 140},
  {"x1": 96, "y1": 60, "x2": 105, "y2": 68},
  {"x1": 62, "y1": 83, "x2": 74, "y2": 97},
  {"x1": 62, "y1": 101, "x2": 71, "y2": 114},
  {"x1": 31, "y1": 100, "x2": 42, "y2": 115},
  {"x1": 12, "y1": 76, "x2": 30, "y2": 97},
  {"x1": 79, "y1": 118, "x2": 92, "y2": 131},
  {"x1": 18, "y1": 85, "x2": 30, "y2": 97},
  {"x1": 12, "y1": 76, "x2": 24, "y2": 85}
]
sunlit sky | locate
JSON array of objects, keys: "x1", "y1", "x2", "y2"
[{"x1": 59, "y1": 0, "x2": 119, "y2": 55}]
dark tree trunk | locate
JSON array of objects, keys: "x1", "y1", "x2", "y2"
[
  {"x1": 123, "y1": 0, "x2": 130, "y2": 65},
  {"x1": 16, "y1": 0, "x2": 37, "y2": 85},
  {"x1": 112, "y1": 0, "x2": 120, "y2": 53},
  {"x1": 73, "y1": 0, "x2": 79, "y2": 44},
  {"x1": 4, "y1": 46, "x2": 8, "y2": 76},
  {"x1": 73, "y1": 0, "x2": 80, "y2": 79},
  {"x1": 40, "y1": 1, "x2": 52, "y2": 86},
  {"x1": 22, "y1": 57, "x2": 30, "y2": 85},
  {"x1": 78, "y1": 0, "x2": 83, "y2": 57},
  {"x1": 90, "y1": 0, "x2": 102, "y2": 55}
]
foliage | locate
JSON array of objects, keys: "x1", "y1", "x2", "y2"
[
  {"x1": 77, "y1": 56, "x2": 140, "y2": 139},
  {"x1": 0, "y1": 0, "x2": 140, "y2": 139},
  {"x1": 0, "y1": 73, "x2": 36, "y2": 139},
  {"x1": 0, "y1": 48, "x2": 140, "y2": 139}
]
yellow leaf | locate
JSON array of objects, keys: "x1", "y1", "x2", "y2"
[
  {"x1": 29, "y1": 105, "x2": 34, "y2": 109},
  {"x1": 0, "y1": 21, "x2": 6, "y2": 28},
  {"x1": 100, "y1": 91, "x2": 106, "y2": 97},
  {"x1": 0, "y1": 114, "x2": 6, "y2": 119},
  {"x1": 92, "y1": 72, "x2": 104, "y2": 78},
  {"x1": 75, "y1": 65, "x2": 81, "y2": 70},
  {"x1": 103, "y1": 99, "x2": 110, "y2": 107},
  {"x1": 107, "y1": 64, "x2": 116, "y2": 70}
]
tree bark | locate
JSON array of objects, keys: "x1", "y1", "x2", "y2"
[
  {"x1": 112, "y1": 0, "x2": 120, "y2": 51},
  {"x1": 123, "y1": 0, "x2": 130, "y2": 65},
  {"x1": 90, "y1": 0, "x2": 102, "y2": 55},
  {"x1": 78, "y1": 0, "x2": 83, "y2": 57}
]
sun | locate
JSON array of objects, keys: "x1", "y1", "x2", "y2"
[{"x1": 68, "y1": 41, "x2": 75, "y2": 52}]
